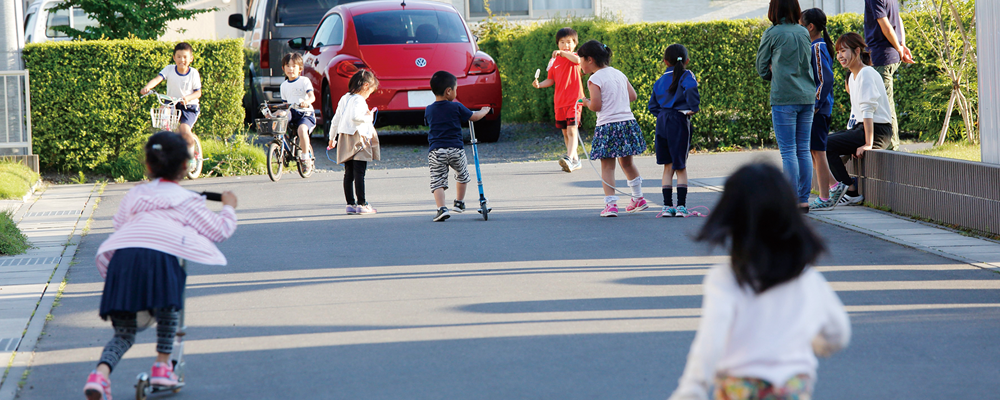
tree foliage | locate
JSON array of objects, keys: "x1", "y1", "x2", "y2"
[{"x1": 52, "y1": 0, "x2": 216, "y2": 40}]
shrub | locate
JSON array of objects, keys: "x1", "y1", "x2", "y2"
[
  {"x1": 477, "y1": 12, "x2": 974, "y2": 149},
  {"x1": 0, "y1": 208, "x2": 31, "y2": 255},
  {"x1": 0, "y1": 162, "x2": 41, "y2": 200},
  {"x1": 22, "y1": 39, "x2": 244, "y2": 171},
  {"x1": 104, "y1": 132, "x2": 266, "y2": 181}
]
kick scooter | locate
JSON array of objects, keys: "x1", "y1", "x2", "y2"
[
  {"x1": 468, "y1": 113, "x2": 492, "y2": 220},
  {"x1": 134, "y1": 191, "x2": 222, "y2": 399}
]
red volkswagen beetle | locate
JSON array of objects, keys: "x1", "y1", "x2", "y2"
[{"x1": 290, "y1": 0, "x2": 503, "y2": 142}]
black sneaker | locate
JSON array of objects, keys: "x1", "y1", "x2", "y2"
[
  {"x1": 433, "y1": 207, "x2": 451, "y2": 222},
  {"x1": 453, "y1": 200, "x2": 466, "y2": 213}
]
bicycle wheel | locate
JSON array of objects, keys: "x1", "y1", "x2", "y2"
[
  {"x1": 186, "y1": 139, "x2": 203, "y2": 180},
  {"x1": 266, "y1": 141, "x2": 283, "y2": 181}
]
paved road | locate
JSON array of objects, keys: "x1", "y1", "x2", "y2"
[{"x1": 18, "y1": 152, "x2": 1000, "y2": 399}]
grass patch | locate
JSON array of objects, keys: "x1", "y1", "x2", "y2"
[
  {"x1": 0, "y1": 208, "x2": 31, "y2": 255},
  {"x1": 914, "y1": 142, "x2": 981, "y2": 162},
  {"x1": 99, "y1": 133, "x2": 268, "y2": 182},
  {"x1": 0, "y1": 162, "x2": 40, "y2": 199}
]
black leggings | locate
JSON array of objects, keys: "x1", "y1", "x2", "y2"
[
  {"x1": 826, "y1": 123, "x2": 892, "y2": 186},
  {"x1": 99, "y1": 309, "x2": 180, "y2": 372},
  {"x1": 344, "y1": 160, "x2": 368, "y2": 205}
]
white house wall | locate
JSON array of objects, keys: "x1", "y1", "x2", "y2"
[{"x1": 160, "y1": 0, "x2": 246, "y2": 41}]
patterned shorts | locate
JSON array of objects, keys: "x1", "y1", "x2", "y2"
[
  {"x1": 713, "y1": 374, "x2": 813, "y2": 400},
  {"x1": 428, "y1": 147, "x2": 470, "y2": 192},
  {"x1": 589, "y1": 119, "x2": 647, "y2": 160}
]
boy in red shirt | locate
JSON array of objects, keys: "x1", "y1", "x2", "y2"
[{"x1": 533, "y1": 27, "x2": 585, "y2": 172}]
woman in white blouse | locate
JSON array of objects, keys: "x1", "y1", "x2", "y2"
[{"x1": 669, "y1": 163, "x2": 851, "y2": 400}]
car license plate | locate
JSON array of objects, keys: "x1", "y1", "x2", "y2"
[{"x1": 407, "y1": 91, "x2": 435, "y2": 108}]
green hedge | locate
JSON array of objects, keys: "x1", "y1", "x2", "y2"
[
  {"x1": 478, "y1": 13, "x2": 971, "y2": 149},
  {"x1": 23, "y1": 39, "x2": 244, "y2": 172}
]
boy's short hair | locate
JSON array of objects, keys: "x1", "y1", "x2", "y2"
[
  {"x1": 173, "y1": 42, "x2": 193, "y2": 55},
  {"x1": 282, "y1": 52, "x2": 304, "y2": 68},
  {"x1": 430, "y1": 71, "x2": 457, "y2": 96},
  {"x1": 555, "y1": 27, "x2": 578, "y2": 43}
]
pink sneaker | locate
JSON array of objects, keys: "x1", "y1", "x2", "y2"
[
  {"x1": 626, "y1": 197, "x2": 648, "y2": 213},
  {"x1": 600, "y1": 203, "x2": 619, "y2": 217},
  {"x1": 83, "y1": 371, "x2": 111, "y2": 400},
  {"x1": 150, "y1": 362, "x2": 179, "y2": 387}
]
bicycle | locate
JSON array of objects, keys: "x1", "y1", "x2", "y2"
[
  {"x1": 140, "y1": 90, "x2": 204, "y2": 179},
  {"x1": 255, "y1": 102, "x2": 315, "y2": 181}
]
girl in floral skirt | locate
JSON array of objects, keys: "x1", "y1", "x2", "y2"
[{"x1": 578, "y1": 40, "x2": 647, "y2": 217}]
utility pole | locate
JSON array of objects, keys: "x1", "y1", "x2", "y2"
[
  {"x1": 0, "y1": 0, "x2": 25, "y2": 71},
  {"x1": 981, "y1": 0, "x2": 999, "y2": 164}
]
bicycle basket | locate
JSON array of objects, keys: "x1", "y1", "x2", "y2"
[
  {"x1": 150, "y1": 106, "x2": 181, "y2": 132},
  {"x1": 255, "y1": 118, "x2": 289, "y2": 136}
]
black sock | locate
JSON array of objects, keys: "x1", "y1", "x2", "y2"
[
  {"x1": 677, "y1": 185, "x2": 688, "y2": 207},
  {"x1": 662, "y1": 187, "x2": 673, "y2": 206},
  {"x1": 846, "y1": 189, "x2": 859, "y2": 197}
]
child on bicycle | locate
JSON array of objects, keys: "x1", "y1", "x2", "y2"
[
  {"x1": 329, "y1": 69, "x2": 381, "y2": 215},
  {"x1": 532, "y1": 27, "x2": 585, "y2": 172},
  {"x1": 140, "y1": 42, "x2": 203, "y2": 169},
  {"x1": 425, "y1": 70, "x2": 490, "y2": 222},
  {"x1": 83, "y1": 131, "x2": 238, "y2": 400},
  {"x1": 280, "y1": 53, "x2": 317, "y2": 167}
]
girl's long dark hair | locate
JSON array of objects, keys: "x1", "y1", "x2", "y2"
[
  {"x1": 696, "y1": 162, "x2": 826, "y2": 294},
  {"x1": 802, "y1": 8, "x2": 835, "y2": 60},
  {"x1": 577, "y1": 40, "x2": 612, "y2": 67},
  {"x1": 835, "y1": 32, "x2": 872, "y2": 66},
  {"x1": 664, "y1": 44, "x2": 689, "y2": 95}
]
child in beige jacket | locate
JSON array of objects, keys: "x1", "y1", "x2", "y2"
[{"x1": 329, "y1": 69, "x2": 381, "y2": 215}]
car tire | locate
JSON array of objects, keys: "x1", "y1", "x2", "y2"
[{"x1": 473, "y1": 111, "x2": 501, "y2": 143}]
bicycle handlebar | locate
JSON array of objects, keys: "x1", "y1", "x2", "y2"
[{"x1": 141, "y1": 90, "x2": 179, "y2": 106}]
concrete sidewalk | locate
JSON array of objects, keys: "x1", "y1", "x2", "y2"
[{"x1": 0, "y1": 183, "x2": 100, "y2": 397}]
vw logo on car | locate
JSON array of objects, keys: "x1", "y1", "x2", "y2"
[{"x1": 415, "y1": 57, "x2": 428, "y2": 68}]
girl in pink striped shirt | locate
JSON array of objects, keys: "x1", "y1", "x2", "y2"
[{"x1": 84, "y1": 131, "x2": 238, "y2": 400}]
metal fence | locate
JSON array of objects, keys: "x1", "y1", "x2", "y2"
[
  {"x1": 0, "y1": 70, "x2": 31, "y2": 157},
  {"x1": 848, "y1": 150, "x2": 1000, "y2": 236}
]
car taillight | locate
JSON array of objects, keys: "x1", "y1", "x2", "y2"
[
  {"x1": 260, "y1": 40, "x2": 270, "y2": 69},
  {"x1": 469, "y1": 53, "x2": 496, "y2": 75},
  {"x1": 335, "y1": 60, "x2": 367, "y2": 78}
]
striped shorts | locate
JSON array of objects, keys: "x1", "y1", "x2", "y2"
[{"x1": 428, "y1": 147, "x2": 470, "y2": 192}]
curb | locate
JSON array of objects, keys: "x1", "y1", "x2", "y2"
[{"x1": 0, "y1": 183, "x2": 100, "y2": 400}]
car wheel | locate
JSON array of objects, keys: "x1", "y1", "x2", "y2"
[
  {"x1": 473, "y1": 111, "x2": 501, "y2": 143},
  {"x1": 322, "y1": 83, "x2": 333, "y2": 136}
]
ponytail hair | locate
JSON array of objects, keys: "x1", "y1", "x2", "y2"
[
  {"x1": 145, "y1": 131, "x2": 190, "y2": 181},
  {"x1": 835, "y1": 32, "x2": 872, "y2": 66},
  {"x1": 802, "y1": 8, "x2": 835, "y2": 60},
  {"x1": 577, "y1": 40, "x2": 612, "y2": 68},
  {"x1": 348, "y1": 69, "x2": 379, "y2": 94},
  {"x1": 664, "y1": 44, "x2": 689, "y2": 95}
]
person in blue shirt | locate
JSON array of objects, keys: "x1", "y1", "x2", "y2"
[
  {"x1": 801, "y1": 8, "x2": 847, "y2": 212},
  {"x1": 865, "y1": 0, "x2": 914, "y2": 150},
  {"x1": 424, "y1": 71, "x2": 491, "y2": 222},
  {"x1": 648, "y1": 44, "x2": 700, "y2": 218}
]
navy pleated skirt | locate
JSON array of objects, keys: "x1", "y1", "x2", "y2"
[{"x1": 99, "y1": 248, "x2": 186, "y2": 319}]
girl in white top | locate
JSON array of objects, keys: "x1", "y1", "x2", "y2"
[
  {"x1": 578, "y1": 40, "x2": 648, "y2": 217},
  {"x1": 669, "y1": 162, "x2": 850, "y2": 400},
  {"x1": 329, "y1": 69, "x2": 381, "y2": 215},
  {"x1": 825, "y1": 32, "x2": 894, "y2": 206}
]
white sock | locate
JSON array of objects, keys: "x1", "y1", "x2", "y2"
[
  {"x1": 627, "y1": 177, "x2": 643, "y2": 198},
  {"x1": 605, "y1": 196, "x2": 618, "y2": 205}
]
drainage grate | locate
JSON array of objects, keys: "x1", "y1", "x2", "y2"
[
  {"x1": 0, "y1": 337, "x2": 20, "y2": 352},
  {"x1": 0, "y1": 257, "x2": 61, "y2": 267},
  {"x1": 24, "y1": 210, "x2": 79, "y2": 217}
]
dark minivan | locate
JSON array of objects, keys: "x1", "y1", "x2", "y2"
[{"x1": 229, "y1": 0, "x2": 366, "y2": 120}]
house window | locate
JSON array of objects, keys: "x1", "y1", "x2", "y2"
[
  {"x1": 469, "y1": 0, "x2": 529, "y2": 17},
  {"x1": 533, "y1": 0, "x2": 591, "y2": 10}
]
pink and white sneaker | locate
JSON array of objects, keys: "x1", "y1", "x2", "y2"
[
  {"x1": 600, "y1": 203, "x2": 619, "y2": 217},
  {"x1": 150, "y1": 362, "x2": 179, "y2": 387},
  {"x1": 83, "y1": 371, "x2": 111, "y2": 400},
  {"x1": 626, "y1": 197, "x2": 648, "y2": 213}
]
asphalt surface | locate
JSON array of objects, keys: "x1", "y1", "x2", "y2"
[{"x1": 17, "y1": 152, "x2": 1000, "y2": 399}]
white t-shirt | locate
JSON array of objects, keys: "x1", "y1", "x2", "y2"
[
  {"x1": 158, "y1": 65, "x2": 201, "y2": 105},
  {"x1": 587, "y1": 66, "x2": 635, "y2": 126},
  {"x1": 280, "y1": 77, "x2": 314, "y2": 112},
  {"x1": 669, "y1": 264, "x2": 851, "y2": 400},
  {"x1": 847, "y1": 66, "x2": 892, "y2": 129}
]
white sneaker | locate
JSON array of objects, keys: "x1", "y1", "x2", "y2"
[{"x1": 838, "y1": 193, "x2": 863, "y2": 206}]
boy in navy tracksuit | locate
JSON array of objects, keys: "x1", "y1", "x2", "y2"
[{"x1": 648, "y1": 44, "x2": 700, "y2": 218}]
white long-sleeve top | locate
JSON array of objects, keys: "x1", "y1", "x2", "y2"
[
  {"x1": 847, "y1": 66, "x2": 892, "y2": 129},
  {"x1": 95, "y1": 179, "x2": 237, "y2": 278},
  {"x1": 669, "y1": 264, "x2": 851, "y2": 400},
  {"x1": 330, "y1": 93, "x2": 375, "y2": 140}
]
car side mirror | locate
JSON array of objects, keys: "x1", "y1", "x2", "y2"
[
  {"x1": 288, "y1": 37, "x2": 312, "y2": 51},
  {"x1": 228, "y1": 14, "x2": 246, "y2": 30}
]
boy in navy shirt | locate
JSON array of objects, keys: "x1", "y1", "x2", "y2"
[
  {"x1": 424, "y1": 71, "x2": 490, "y2": 222},
  {"x1": 864, "y1": 0, "x2": 914, "y2": 150}
]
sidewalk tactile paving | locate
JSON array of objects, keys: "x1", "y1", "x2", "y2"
[{"x1": 0, "y1": 257, "x2": 62, "y2": 267}]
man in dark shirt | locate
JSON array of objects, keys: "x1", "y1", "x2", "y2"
[{"x1": 865, "y1": 0, "x2": 915, "y2": 150}]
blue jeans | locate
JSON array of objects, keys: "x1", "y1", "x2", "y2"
[{"x1": 771, "y1": 105, "x2": 813, "y2": 203}]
